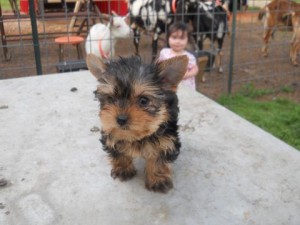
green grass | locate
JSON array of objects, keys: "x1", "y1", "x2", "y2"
[
  {"x1": 1, "y1": 0, "x2": 15, "y2": 10},
  {"x1": 217, "y1": 84, "x2": 300, "y2": 150},
  {"x1": 248, "y1": 6, "x2": 261, "y2": 11}
]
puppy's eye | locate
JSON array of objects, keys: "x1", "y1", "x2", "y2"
[{"x1": 138, "y1": 96, "x2": 150, "y2": 107}]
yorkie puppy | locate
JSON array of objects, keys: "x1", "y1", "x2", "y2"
[{"x1": 86, "y1": 54, "x2": 188, "y2": 193}]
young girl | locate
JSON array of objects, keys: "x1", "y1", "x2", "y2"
[{"x1": 158, "y1": 22, "x2": 199, "y2": 90}]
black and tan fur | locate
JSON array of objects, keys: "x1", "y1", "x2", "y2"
[{"x1": 87, "y1": 54, "x2": 188, "y2": 193}]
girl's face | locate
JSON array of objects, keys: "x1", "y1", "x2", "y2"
[{"x1": 168, "y1": 30, "x2": 188, "y2": 53}]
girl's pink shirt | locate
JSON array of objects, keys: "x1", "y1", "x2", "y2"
[{"x1": 158, "y1": 48, "x2": 197, "y2": 90}]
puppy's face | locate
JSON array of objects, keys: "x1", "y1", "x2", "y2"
[{"x1": 87, "y1": 54, "x2": 188, "y2": 142}]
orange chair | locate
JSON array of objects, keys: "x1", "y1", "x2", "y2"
[{"x1": 54, "y1": 36, "x2": 84, "y2": 62}]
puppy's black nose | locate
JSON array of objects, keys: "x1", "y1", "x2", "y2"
[{"x1": 116, "y1": 115, "x2": 128, "y2": 126}]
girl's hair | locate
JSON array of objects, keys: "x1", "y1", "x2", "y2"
[{"x1": 166, "y1": 22, "x2": 192, "y2": 47}]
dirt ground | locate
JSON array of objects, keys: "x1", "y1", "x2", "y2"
[{"x1": 1, "y1": 12, "x2": 299, "y2": 102}]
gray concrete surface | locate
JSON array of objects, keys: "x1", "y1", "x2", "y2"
[{"x1": 0, "y1": 71, "x2": 300, "y2": 225}]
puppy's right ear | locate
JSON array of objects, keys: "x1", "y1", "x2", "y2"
[{"x1": 86, "y1": 54, "x2": 106, "y2": 81}]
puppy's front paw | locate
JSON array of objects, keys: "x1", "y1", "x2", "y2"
[
  {"x1": 111, "y1": 167, "x2": 137, "y2": 181},
  {"x1": 145, "y1": 178, "x2": 173, "y2": 193}
]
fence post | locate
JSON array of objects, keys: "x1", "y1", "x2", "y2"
[
  {"x1": 29, "y1": 0, "x2": 42, "y2": 75},
  {"x1": 228, "y1": 0, "x2": 237, "y2": 95}
]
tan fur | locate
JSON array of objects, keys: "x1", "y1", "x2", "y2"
[
  {"x1": 110, "y1": 155, "x2": 137, "y2": 181},
  {"x1": 145, "y1": 158, "x2": 173, "y2": 193},
  {"x1": 133, "y1": 82, "x2": 162, "y2": 99},
  {"x1": 290, "y1": 12, "x2": 300, "y2": 65},
  {"x1": 258, "y1": 0, "x2": 300, "y2": 65},
  {"x1": 96, "y1": 83, "x2": 115, "y2": 95},
  {"x1": 100, "y1": 102, "x2": 168, "y2": 142}
]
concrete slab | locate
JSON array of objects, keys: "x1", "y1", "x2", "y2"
[{"x1": 0, "y1": 71, "x2": 299, "y2": 225}]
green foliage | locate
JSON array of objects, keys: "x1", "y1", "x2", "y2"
[{"x1": 218, "y1": 84, "x2": 300, "y2": 150}]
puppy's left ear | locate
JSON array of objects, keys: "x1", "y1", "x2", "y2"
[
  {"x1": 86, "y1": 54, "x2": 107, "y2": 81},
  {"x1": 158, "y1": 55, "x2": 188, "y2": 91}
]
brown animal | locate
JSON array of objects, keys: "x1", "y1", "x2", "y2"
[
  {"x1": 258, "y1": 0, "x2": 300, "y2": 66},
  {"x1": 290, "y1": 11, "x2": 300, "y2": 65}
]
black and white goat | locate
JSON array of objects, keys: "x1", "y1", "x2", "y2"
[
  {"x1": 129, "y1": 0, "x2": 194, "y2": 60},
  {"x1": 129, "y1": 0, "x2": 228, "y2": 72},
  {"x1": 187, "y1": 1, "x2": 228, "y2": 73}
]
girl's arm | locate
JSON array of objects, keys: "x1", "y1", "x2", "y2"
[
  {"x1": 183, "y1": 63, "x2": 199, "y2": 79},
  {"x1": 157, "y1": 48, "x2": 168, "y2": 62}
]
